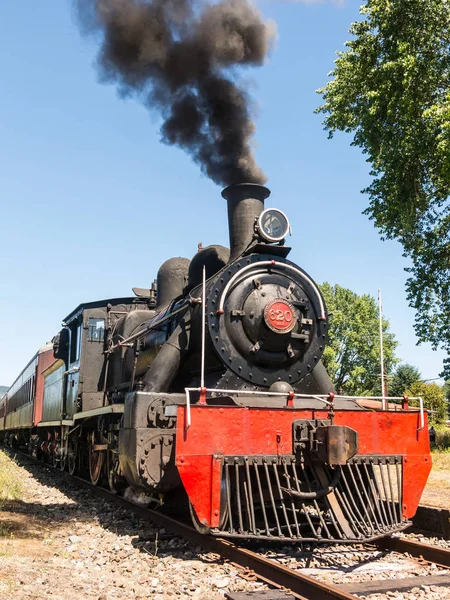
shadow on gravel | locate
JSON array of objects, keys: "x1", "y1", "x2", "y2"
[
  {"x1": 2, "y1": 449, "x2": 222, "y2": 564},
  {"x1": 2, "y1": 449, "x2": 390, "y2": 571},
  {"x1": 0, "y1": 502, "x2": 52, "y2": 540}
]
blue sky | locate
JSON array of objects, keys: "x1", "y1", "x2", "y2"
[{"x1": 0, "y1": 0, "x2": 446, "y2": 385}]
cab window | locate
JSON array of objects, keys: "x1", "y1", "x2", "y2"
[
  {"x1": 69, "y1": 320, "x2": 82, "y2": 364},
  {"x1": 87, "y1": 318, "x2": 105, "y2": 342}
]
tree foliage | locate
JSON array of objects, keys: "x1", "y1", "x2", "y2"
[
  {"x1": 389, "y1": 363, "x2": 421, "y2": 397},
  {"x1": 317, "y1": 0, "x2": 450, "y2": 376},
  {"x1": 443, "y1": 380, "x2": 450, "y2": 419},
  {"x1": 320, "y1": 283, "x2": 398, "y2": 395},
  {"x1": 405, "y1": 381, "x2": 448, "y2": 424},
  {"x1": 444, "y1": 380, "x2": 450, "y2": 401}
]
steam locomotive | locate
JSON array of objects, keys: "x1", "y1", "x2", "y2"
[{"x1": 0, "y1": 183, "x2": 431, "y2": 542}]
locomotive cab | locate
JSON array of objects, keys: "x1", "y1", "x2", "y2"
[{"x1": 51, "y1": 298, "x2": 147, "y2": 417}]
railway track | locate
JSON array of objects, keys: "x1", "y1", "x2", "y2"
[{"x1": 4, "y1": 447, "x2": 450, "y2": 600}]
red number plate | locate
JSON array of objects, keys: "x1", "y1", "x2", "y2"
[{"x1": 264, "y1": 299, "x2": 296, "y2": 334}]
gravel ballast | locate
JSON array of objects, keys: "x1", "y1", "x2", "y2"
[
  {"x1": 1, "y1": 449, "x2": 450, "y2": 600},
  {"x1": 0, "y1": 451, "x2": 267, "y2": 599}
]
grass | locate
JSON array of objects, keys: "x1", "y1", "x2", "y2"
[
  {"x1": 431, "y1": 449, "x2": 450, "y2": 471},
  {"x1": 0, "y1": 546, "x2": 13, "y2": 558},
  {"x1": 434, "y1": 425, "x2": 450, "y2": 450},
  {"x1": 0, "y1": 577, "x2": 16, "y2": 595},
  {"x1": 0, "y1": 522, "x2": 14, "y2": 537},
  {"x1": 0, "y1": 450, "x2": 24, "y2": 509}
]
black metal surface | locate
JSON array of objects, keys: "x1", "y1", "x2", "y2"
[
  {"x1": 206, "y1": 253, "x2": 328, "y2": 388},
  {"x1": 142, "y1": 322, "x2": 188, "y2": 392},
  {"x1": 187, "y1": 245, "x2": 230, "y2": 290},
  {"x1": 211, "y1": 455, "x2": 407, "y2": 542},
  {"x1": 156, "y1": 257, "x2": 190, "y2": 310},
  {"x1": 222, "y1": 183, "x2": 271, "y2": 261}
]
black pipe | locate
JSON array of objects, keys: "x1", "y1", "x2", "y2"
[
  {"x1": 221, "y1": 183, "x2": 271, "y2": 262},
  {"x1": 311, "y1": 361, "x2": 336, "y2": 394},
  {"x1": 142, "y1": 321, "x2": 190, "y2": 392}
]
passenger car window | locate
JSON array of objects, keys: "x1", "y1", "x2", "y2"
[{"x1": 88, "y1": 318, "x2": 105, "y2": 342}]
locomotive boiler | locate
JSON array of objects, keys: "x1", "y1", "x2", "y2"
[{"x1": 0, "y1": 183, "x2": 431, "y2": 543}]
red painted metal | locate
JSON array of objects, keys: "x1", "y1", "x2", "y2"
[
  {"x1": 287, "y1": 391, "x2": 295, "y2": 407},
  {"x1": 176, "y1": 405, "x2": 431, "y2": 528},
  {"x1": 199, "y1": 387, "x2": 207, "y2": 405},
  {"x1": 264, "y1": 299, "x2": 296, "y2": 334},
  {"x1": 33, "y1": 348, "x2": 56, "y2": 426}
]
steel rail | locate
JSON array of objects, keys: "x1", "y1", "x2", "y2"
[
  {"x1": 5, "y1": 448, "x2": 356, "y2": 600},
  {"x1": 69, "y1": 475, "x2": 357, "y2": 600},
  {"x1": 375, "y1": 536, "x2": 450, "y2": 569},
  {"x1": 60, "y1": 479, "x2": 450, "y2": 598},
  {"x1": 6, "y1": 448, "x2": 450, "y2": 599}
]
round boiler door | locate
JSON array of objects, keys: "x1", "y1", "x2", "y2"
[{"x1": 263, "y1": 298, "x2": 297, "y2": 334}]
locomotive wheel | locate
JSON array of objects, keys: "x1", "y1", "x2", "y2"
[
  {"x1": 107, "y1": 431, "x2": 126, "y2": 494},
  {"x1": 88, "y1": 431, "x2": 105, "y2": 486},
  {"x1": 40, "y1": 441, "x2": 49, "y2": 463},
  {"x1": 59, "y1": 427, "x2": 69, "y2": 471},
  {"x1": 107, "y1": 449, "x2": 126, "y2": 495},
  {"x1": 51, "y1": 440, "x2": 60, "y2": 469},
  {"x1": 67, "y1": 435, "x2": 78, "y2": 476},
  {"x1": 52, "y1": 445, "x2": 59, "y2": 468},
  {"x1": 59, "y1": 444, "x2": 67, "y2": 471}
]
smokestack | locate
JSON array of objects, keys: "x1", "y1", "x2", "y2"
[{"x1": 221, "y1": 183, "x2": 270, "y2": 262}]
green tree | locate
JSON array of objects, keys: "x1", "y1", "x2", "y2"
[
  {"x1": 389, "y1": 363, "x2": 421, "y2": 397},
  {"x1": 443, "y1": 380, "x2": 450, "y2": 418},
  {"x1": 443, "y1": 380, "x2": 450, "y2": 401},
  {"x1": 316, "y1": 0, "x2": 450, "y2": 377},
  {"x1": 320, "y1": 283, "x2": 398, "y2": 395},
  {"x1": 405, "y1": 381, "x2": 447, "y2": 425}
]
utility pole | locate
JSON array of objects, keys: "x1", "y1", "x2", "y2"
[{"x1": 378, "y1": 289, "x2": 386, "y2": 409}]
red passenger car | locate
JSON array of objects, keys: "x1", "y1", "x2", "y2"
[{"x1": 0, "y1": 344, "x2": 54, "y2": 446}]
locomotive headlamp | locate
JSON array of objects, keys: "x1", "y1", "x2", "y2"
[{"x1": 256, "y1": 208, "x2": 291, "y2": 243}]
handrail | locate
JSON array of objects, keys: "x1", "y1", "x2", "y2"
[
  {"x1": 183, "y1": 387, "x2": 336, "y2": 430},
  {"x1": 217, "y1": 260, "x2": 326, "y2": 319},
  {"x1": 183, "y1": 388, "x2": 426, "y2": 432},
  {"x1": 105, "y1": 303, "x2": 189, "y2": 354}
]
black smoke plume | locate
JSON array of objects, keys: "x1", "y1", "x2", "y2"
[{"x1": 74, "y1": 0, "x2": 276, "y2": 185}]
